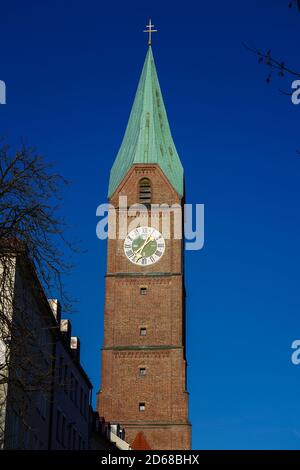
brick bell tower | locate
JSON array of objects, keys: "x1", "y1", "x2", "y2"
[{"x1": 97, "y1": 34, "x2": 191, "y2": 450}]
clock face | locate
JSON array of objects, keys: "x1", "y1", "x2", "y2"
[{"x1": 124, "y1": 226, "x2": 165, "y2": 266}]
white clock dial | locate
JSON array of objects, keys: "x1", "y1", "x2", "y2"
[{"x1": 123, "y1": 226, "x2": 165, "y2": 266}]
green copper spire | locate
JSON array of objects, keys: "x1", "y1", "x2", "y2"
[{"x1": 108, "y1": 46, "x2": 184, "y2": 197}]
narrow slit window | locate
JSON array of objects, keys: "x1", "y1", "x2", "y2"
[
  {"x1": 139, "y1": 402, "x2": 146, "y2": 411},
  {"x1": 139, "y1": 178, "x2": 151, "y2": 204}
]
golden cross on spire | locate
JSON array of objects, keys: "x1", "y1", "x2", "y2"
[{"x1": 143, "y1": 19, "x2": 157, "y2": 46}]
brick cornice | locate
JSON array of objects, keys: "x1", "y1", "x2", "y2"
[
  {"x1": 105, "y1": 272, "x2": 182, "y2": 278},
  {"x1": 120, "y1": 422, "x2": 192, "y2": 427},
  {"x1": 102, "y1": 345, "x2": 183, "y2": 351}
]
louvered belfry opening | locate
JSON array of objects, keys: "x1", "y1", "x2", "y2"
[{"x1": 139, "y1": 178, "x2": 151, "y2": 205}]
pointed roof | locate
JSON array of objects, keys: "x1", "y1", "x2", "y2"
[
  {"x1": 131, "y1": 431, "x2": 151, "y2": 450},
  {"x1": 108, "y1": 46, "x2": 183, "y2": 198}
]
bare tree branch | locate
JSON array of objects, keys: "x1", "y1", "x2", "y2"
[
  {"x1": 0, "y1": 141, "x2": 76, "y2": 447},
  {"x1": 242, "y1": 42, "x2": 300, "y2": 85}
]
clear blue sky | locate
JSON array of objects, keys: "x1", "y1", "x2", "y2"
[{"x1": 1, "y1": 0, "x2": 300, "y2": 450}]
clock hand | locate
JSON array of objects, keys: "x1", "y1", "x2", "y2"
[
  {"x1": 134, "y1": 234, "x2": 151, "y2": 255},
  {"x1": 134, "y1": 236, "x2": 155, "y2": 261}
]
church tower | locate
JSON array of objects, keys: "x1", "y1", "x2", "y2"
[{"x1": 98, "y1": 28, "x2": 191, "y2": 450}]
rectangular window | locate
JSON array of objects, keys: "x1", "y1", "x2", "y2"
[
  {"x1": 62, "y1": 416, "x2": 66, "y2": 447},
  {"x1": 140, "y1": 287, "x2": 147, "y2": 295},
  {"x1": 70, "y1": 373, "x2": 74, "y2": 401},
  {"x1": 33, "y1": 435, "x2": 38, "y2": 450},
  {"x1": 140, "y1": 327, "x2": 147, "y2": 336},
  {"x1": 67, "y1": 424, "x2": 72, "y2": 449},
  {"x1": 72, "y1": 429, "x2": 77, "y2": 450},
  {"x1": 80, "y1": 387, "x2": 83, "y2": 414},
  {"x1": 11, "y1": 410, "x2": 20, "y2": 448},
  {"x1": 40, "y1": 392, "x2": 46, "y2": 419},
  {"x1": 35, "y1": 392, "x2": 41, "y2": 414},
  {"x1": 139, "y1": 367, "x2": 146, "y2": 376},
  {"x1": 58, "y1": 357, "x2": 63, "y2": 385},
  {"x1": 56, "y1": 409, "x2": 61, "y2": 442},
  {"x1": 40, "y1": 328, "x2": 46, "y2": 348},
  {"x1": 64, "y1": 364, "x2": 68, "y2": 394},
  {"x1": 24, "y1": 425, "x2": 30, "y2": 449},
  {"x1": 75, "y1": 379, "x2": 78, "y2": 407},
  {"x1": 139, "y1": 402, "x2": 145, "y2": 412},
  {"x1": 84, "y1": 393, "x2": 87, "y2": 419}
]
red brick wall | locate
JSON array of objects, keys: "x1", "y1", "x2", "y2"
[{"x1": 98, "y1": 164, "x2": 191, "y2": 450}]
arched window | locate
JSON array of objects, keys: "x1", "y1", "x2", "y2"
[{"x1": 139, "y1": 178, "x2": 151, "y2": 205}]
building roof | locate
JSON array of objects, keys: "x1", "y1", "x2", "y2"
[
  {"x1": 131, "y1": 431, "x2": 151, "y2": 450},
  {"x1": 108, "y1": 46, "x2": 184, "y2": 198}
]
